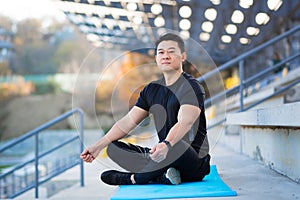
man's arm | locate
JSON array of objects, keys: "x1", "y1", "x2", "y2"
[
  {"x1": 81, "y1": 106, "x2": 148, "y2": 163},
  {"x1": 150, "y1": 104, "x2": 200, "y2": 162},
  {"x1": 165, "y1": 104, "x2": 201, "y2": 145}
]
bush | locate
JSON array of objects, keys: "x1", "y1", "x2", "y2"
[
  {"x1": 33, "y1": 79, "x2": 60, "y2": 95},
  {"x1": 0, "y1": 77, "x2": 34, "y2": 100}
]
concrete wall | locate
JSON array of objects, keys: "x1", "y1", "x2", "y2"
[
  {"x1": 225, "y1": 102, "x2": 300, "y2": 183},
  {"x1": 240, "y1": 127, "x2": 300, "y2": 183}
]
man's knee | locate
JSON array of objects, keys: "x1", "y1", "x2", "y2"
[{"x1": 106, "y1": 141, "x2": 119, "y2": 158}]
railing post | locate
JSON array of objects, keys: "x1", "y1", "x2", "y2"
[
  {"x1": 79, "y1": 110, "x2": 85, "y2": 187},
  {"x1": 35, "y1": 133, "x2": 39, "y2": 199},
  {"x1": 12, "y1": 173, "x2": 15, "y2": 196},
  {"x1": 239, "y1": 60, "x2": 244, "y2": 111},
  {"x1": 0, "y1": 176, "x2": 2, "y2": 198}
]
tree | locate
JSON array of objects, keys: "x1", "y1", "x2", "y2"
[
  {"x1": 15, "y1": 18, "x2": 42, "y2": 43},
  {"x1": 52, "y1": 39, "x2": 86, "y2": 73},
  {"x1": 0, "y1": 15, "x2": 13, "y2": 31}
]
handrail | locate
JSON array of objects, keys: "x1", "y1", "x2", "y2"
[
  {"x1": 202, "y1": 24, "x2": 300, "y2": 129},
  {"x1": 204, "y1": 52, "x2": 300, "y2": 108},
  {"x1": 243, "y1": 78, "x2": 300, "y2": 112},
  {"x1": 198, "y1": 24, "x2": 300, "y2": 83},
  {"x1": 0, "y1": 108, "x2": 84, "y2": 199},
  {"x1": 0, "y1": 136, "x2": 79, "y2": 177},
  {"x1": 207, "y1": 78, "x2": 300, "y2": 129}
]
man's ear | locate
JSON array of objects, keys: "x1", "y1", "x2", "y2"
[{"x1": 182, "y1": 52, "x2": 187, "y2": 62}]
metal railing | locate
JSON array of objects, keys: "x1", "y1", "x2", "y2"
[
  {"x1": 0, "y1": 108, "x2": 84, "y2": 199},
  {"x1": 200, "y1": 25, "x2": 300, "y2": 129}
]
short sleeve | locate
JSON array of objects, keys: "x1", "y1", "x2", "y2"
[
  {"x1": 135, "y1": 85, "x2": 150, "y2": 111},
  {"x1": 178, "y1": 82, "x2": 205, "y2": 109}
]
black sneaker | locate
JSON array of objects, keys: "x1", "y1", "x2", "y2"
[
  {"x1": 101, "y1": 170, "x2": 132, "y2": 185},
  {"x1": 156, "y1": 168, "x2": 181, "y2": 185}
]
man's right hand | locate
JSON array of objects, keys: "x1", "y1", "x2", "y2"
[{"x1": 80, "y1": 147, "x2": 99, "y2": 163}]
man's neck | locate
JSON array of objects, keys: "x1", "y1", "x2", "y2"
[{"x1": 163, "y1": 69, "x2": 183, "y2": 86}]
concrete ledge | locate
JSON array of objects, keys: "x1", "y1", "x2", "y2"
[{"x1": 226, "y1": 102, "x2": 300, "y2": 127}]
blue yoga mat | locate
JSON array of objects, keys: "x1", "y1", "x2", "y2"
[{"x1": 110, "y1": 165, "x2": 237, "y2": 200}]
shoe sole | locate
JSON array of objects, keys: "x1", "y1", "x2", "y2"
[{"x1": 166, "y1": 168, "x2": 181, "y2": 185}]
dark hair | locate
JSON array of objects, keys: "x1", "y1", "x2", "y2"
[{"x1": 155, "y1": 33, "x2": 185, "y2": 53}]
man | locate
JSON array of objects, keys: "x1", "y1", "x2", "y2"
[{"x1": 80, "y1": 33, "x2": 210, "y2": 185}]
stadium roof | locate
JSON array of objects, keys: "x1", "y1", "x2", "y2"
[{"x1": 56, "y1": 0, "x2": 300, "y2": 63}]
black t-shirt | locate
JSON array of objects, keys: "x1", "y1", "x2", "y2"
[{"x1": 135, "y1": 72, "x2": 207, "y2": 153}]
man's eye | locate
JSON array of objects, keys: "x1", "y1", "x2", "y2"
[{"x1": 158, "y1": 51, "x2": 164, "y2": 54}]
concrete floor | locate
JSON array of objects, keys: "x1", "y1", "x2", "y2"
[
  {"x1": 19, "y1": 143, "x2": 296, "y2": 200},
  {"x1": 15, "y1": 127, "x2": 300, "y2": 200}
]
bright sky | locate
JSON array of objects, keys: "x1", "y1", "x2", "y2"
[{"x1": 0, "y1": 0, "x2": 66, "y2": 22}]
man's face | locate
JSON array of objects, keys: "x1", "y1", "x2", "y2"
[{"x1": 155, "y1": 40, "x2": 186, "y2": 73}]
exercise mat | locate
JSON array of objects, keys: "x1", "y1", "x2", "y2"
[{"x1": 111, "y1": 165, "x2": 237, "y2": 200}]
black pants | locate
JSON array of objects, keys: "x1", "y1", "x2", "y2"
[{"x1": 106, "y1": 140, "x2": 210, "y2": 184}]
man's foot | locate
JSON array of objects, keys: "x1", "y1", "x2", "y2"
[
  {"x1": 156, "y1": 167, "x2": 181, "y2": 185},
  {"x1": 165, "y1": 168, "x2": 181, "y2": 185},
  {"x1": 100, "y1": 170, "x2": 132, "y2": 185}
]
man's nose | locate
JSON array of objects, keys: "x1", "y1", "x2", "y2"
[{"x1": 162, "y1": 52, "x2": 170, "y2": 59}]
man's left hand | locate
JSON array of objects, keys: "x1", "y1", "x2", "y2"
[{"x1": 149, "y1": 142, "x2": 169, "y2": 162}]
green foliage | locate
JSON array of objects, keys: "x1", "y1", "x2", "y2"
[
  {"x1": 52, "y1": 40, "x2": 82, "y2": 67},
  {"x1": 0, "y1": 165, "x2": 13, "y2": 173},
  {"x1": 33, "y1": 79, "x2": 60, "y2": 95}
]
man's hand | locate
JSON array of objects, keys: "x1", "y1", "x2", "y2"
[
  {"x1": 80, "y1": 146, "x2": 100, "y2": 163},
  {"x1": 149, "y1": 142, "x2": 169, "y2": 163}
]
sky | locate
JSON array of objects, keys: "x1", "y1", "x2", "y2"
[{"x1": 0, "y1": 0, "x2": 66, "y2": 22}]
